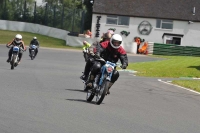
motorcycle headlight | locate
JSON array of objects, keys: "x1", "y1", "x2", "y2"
[{"x1": 106, "y1": 64, "x2": 114, "y2": 73}]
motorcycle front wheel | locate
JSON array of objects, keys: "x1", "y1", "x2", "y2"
[
  {"x1": 86, "y1": 89, "x2": 95, "y2": 102},
  {"x1": 31, "y1": 51, "x2": 35, "y2": 60},
  {"x1": 95, "y1": 80, "x2": 108, "y2": 105},
  {"x1": 11, "y1": 55, "x2": 16, "y2": 70},
  {"x1": 84, "y1": 84, "x2": 90, "y2": 92}
]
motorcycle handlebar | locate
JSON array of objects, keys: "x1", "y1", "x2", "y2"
[{"x1": 6, "y1": 45, "x2": 25, "y2": 52}]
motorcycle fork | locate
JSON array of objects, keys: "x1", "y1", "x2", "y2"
[{"x1": 93, "y1": 74, "x2": 100, "y2": 93}]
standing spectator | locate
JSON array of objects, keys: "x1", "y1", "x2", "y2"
[
  {"x1": 84, "y1": 30, "x2": 92, "y2": 38},
  {"x1": 78, "y1": 29, "x2": 92, "y2": 38}
]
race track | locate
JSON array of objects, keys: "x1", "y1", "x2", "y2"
[{"x1": 0, "y1": 45, "x2": 200, "y2": 133}]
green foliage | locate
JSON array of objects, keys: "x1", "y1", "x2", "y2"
[
  {"x1": 0, "y1": 0, "x2": 86, "y2": 32},
  {"x1": 0, "y1": 0, "x2": 35, "y2": 21}
]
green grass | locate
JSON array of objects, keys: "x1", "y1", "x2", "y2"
[
  {"x1": 0, "y1": 30, "x2": 82, "y2": 49},
  {"x1": 172, "y1": 80, "x2": 200, "y2": 92},
  {"x1": 128, "y1": 55, "x2": 200, "y2": 92}
]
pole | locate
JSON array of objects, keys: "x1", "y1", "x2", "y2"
[
  {"x1": 23, "y1": 0, "x2": 26, "y2": 21},
  {"x1": 53, "y1": 5, "x2": 56, "y2": 27},
  {"x1": 44, "y1": 3, "x2": 47, "y2": 25},
  {"x1": 34, "y1": 1, "x2": 36, "y2": 23},
  {"x1": 61, "y1": 5, "x2": 64, "y2": 29}
]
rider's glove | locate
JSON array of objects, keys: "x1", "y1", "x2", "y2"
[
  {"x1": 89, "y1": 51, "x2": 95, "y2": 56},
  {"x1": 83, "y1": 49, "x2": 87, "y2": 53},
  {"x1": 121, "y1": 64, "x2": 127, "y2": 69},
  {"x1": 94, "y1": 54, "x2": 101, "y2": 59},
  {"x1": 6, "y1": 45, "x2": 9, "y2": 48}
]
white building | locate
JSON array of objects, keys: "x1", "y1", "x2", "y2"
[{"x1": 91, "y1": 0, "x2": 200, "y2": 48}]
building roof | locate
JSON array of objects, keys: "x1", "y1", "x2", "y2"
[{"x1": 93, "y1": 0, "x2": 200, "y2": 22}]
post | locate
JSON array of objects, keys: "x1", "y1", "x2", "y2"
[
  {"x1": 53, "y1": 5, "x2": 56, "y2": 27},
  {"x1": 23, "y1": 0, "x2": 27, "y2": 21},
  {"x1": 34, "y1": 1, "x2": 36, "y2": 23},
  {"x1": 61, "y1": 5, "x2": 64, "y2": 29},
  {"x1": 72, "y1": 8, "x2": 75, "y2": 32},
  {"x1": 44, "y1": 3, "x2": 48, "y2": 25},
  {"x1": 80, "y1": 11, "x2": 85, "y2": 33}
]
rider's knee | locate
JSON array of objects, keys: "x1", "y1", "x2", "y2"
[
  {"x1": 111, "y1": 70, "x2": 119, "y2": 82},
  {"x1": 91, "y1": 62, "x2": 101, "y2": 74}
]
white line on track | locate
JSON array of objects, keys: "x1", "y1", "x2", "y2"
[{"x1": 158, "y1": 79, "x2": 200, "y2": 95}]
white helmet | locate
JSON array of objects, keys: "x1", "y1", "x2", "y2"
[
  {"x1": 110, "y1": 34, "x2": 122, "y2": 49},
  {"x1": 15, "y1": 34, "x2": 22, "y2": 43},
  {"x1": 33, "y1": 36, "x2": 37, "y2": 40}
]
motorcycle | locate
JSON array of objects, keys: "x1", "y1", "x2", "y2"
[
  {"x1": 84, "y1": 57, "x2": 116, "y2": 105},
  {"x1": 29, "y1": 44, "x2": 37, "y2": 60},
  {"x1": 7, "y1": 45, "x2": 24, "y2": 70}
]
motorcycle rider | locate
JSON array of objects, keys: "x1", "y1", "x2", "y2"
[
  {"x1": 29, "y1": 36, "x2": 39, "y2": 57},
  {"x1": 81, "y1": 34, "x2": 128, "y2": 94},
  {"x1": 88, "y1": 30, "x2": 113, "y2": 55},
  {"x1": 80, "y1": 31, "x2": 113, "y2": 80},
  {"x1": 99, "y1": 30, "x2": 114, "y2": 43},
  {"x1": 6, "y1": 34, "x2": 26, "y2": 64},
  {"x1": 81, "y1": 30, "x2": 114, "y2": 63}
]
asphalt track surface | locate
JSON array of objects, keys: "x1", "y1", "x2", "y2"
[{"x1": 0, "y1": 45, "x2": 200, "y2": 133}]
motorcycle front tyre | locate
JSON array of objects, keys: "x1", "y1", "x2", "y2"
[
  {"x1": 86, "y1": 89, "x2": 95, "y2": 102},
  {"x1": 31, "y1": 51, "x2": 35, "y2": 60},
  {"x1": 11, "y1": 55, "x2": 16, "y2": 70},
  {"x1": 95, "y1": 80, "x2": 108, "y2": 105}
]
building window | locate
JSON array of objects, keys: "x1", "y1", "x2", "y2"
[
  {"x1": 156, "y1": 19, "x2": 173, "y2": 29},
  {"x1": 162, "y1": 33, "x2": 184, "y2": 45},
  {"x1": 166, "y1": 37, "x2": 181, "y2": 45},
  {"x1": 106, "y1": 15, "x2": 129, "y2": 26}
]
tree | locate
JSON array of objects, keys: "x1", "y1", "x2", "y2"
[
  {"x1": 0, "y1": 0, "x2": 35, "y2": 21},
  {"x1": 83, "y1": 0, "x2": 93, "y2": 30},
  {"x1": 0, "y1": 0, "x2": 3, "y2": 7}
]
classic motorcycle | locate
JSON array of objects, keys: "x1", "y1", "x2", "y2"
[
  {"x1": 29, "y1": 44, "x2": 37, "y2": 60},
  {"x1": 84, "y1": 57, "x2": 116, "y2": 105},
  {"x1": 7, "y1": 45, "x2": 23, "y2": 70}
]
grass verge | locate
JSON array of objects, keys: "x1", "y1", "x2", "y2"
[
  {"x1": 128, "y1": 55, "x2": 200, "y2": 92},
  {"x1": 0, "y1": 30, "x2": 82, "y2": 49},
  {"x1": 172, "y1": 80, "x2": 200, "y2": 92}
]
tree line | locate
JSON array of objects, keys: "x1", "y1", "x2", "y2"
[{"x1": 0, "y1": 0, "x2": 93, "y2": 33}]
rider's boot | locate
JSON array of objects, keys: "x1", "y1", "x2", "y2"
[
  {"x1": 80, "y1": 75, "x2": 87, "y2": 81},
  {"x1": 86, "y1": 74, "x2": 95, "y2": 88},
  {"x1": 7, "y1": 56, "x2": 11, "y2": 63},
  {"x1": 106, "y1": 82, "x2": 114, "y2": 95}
]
